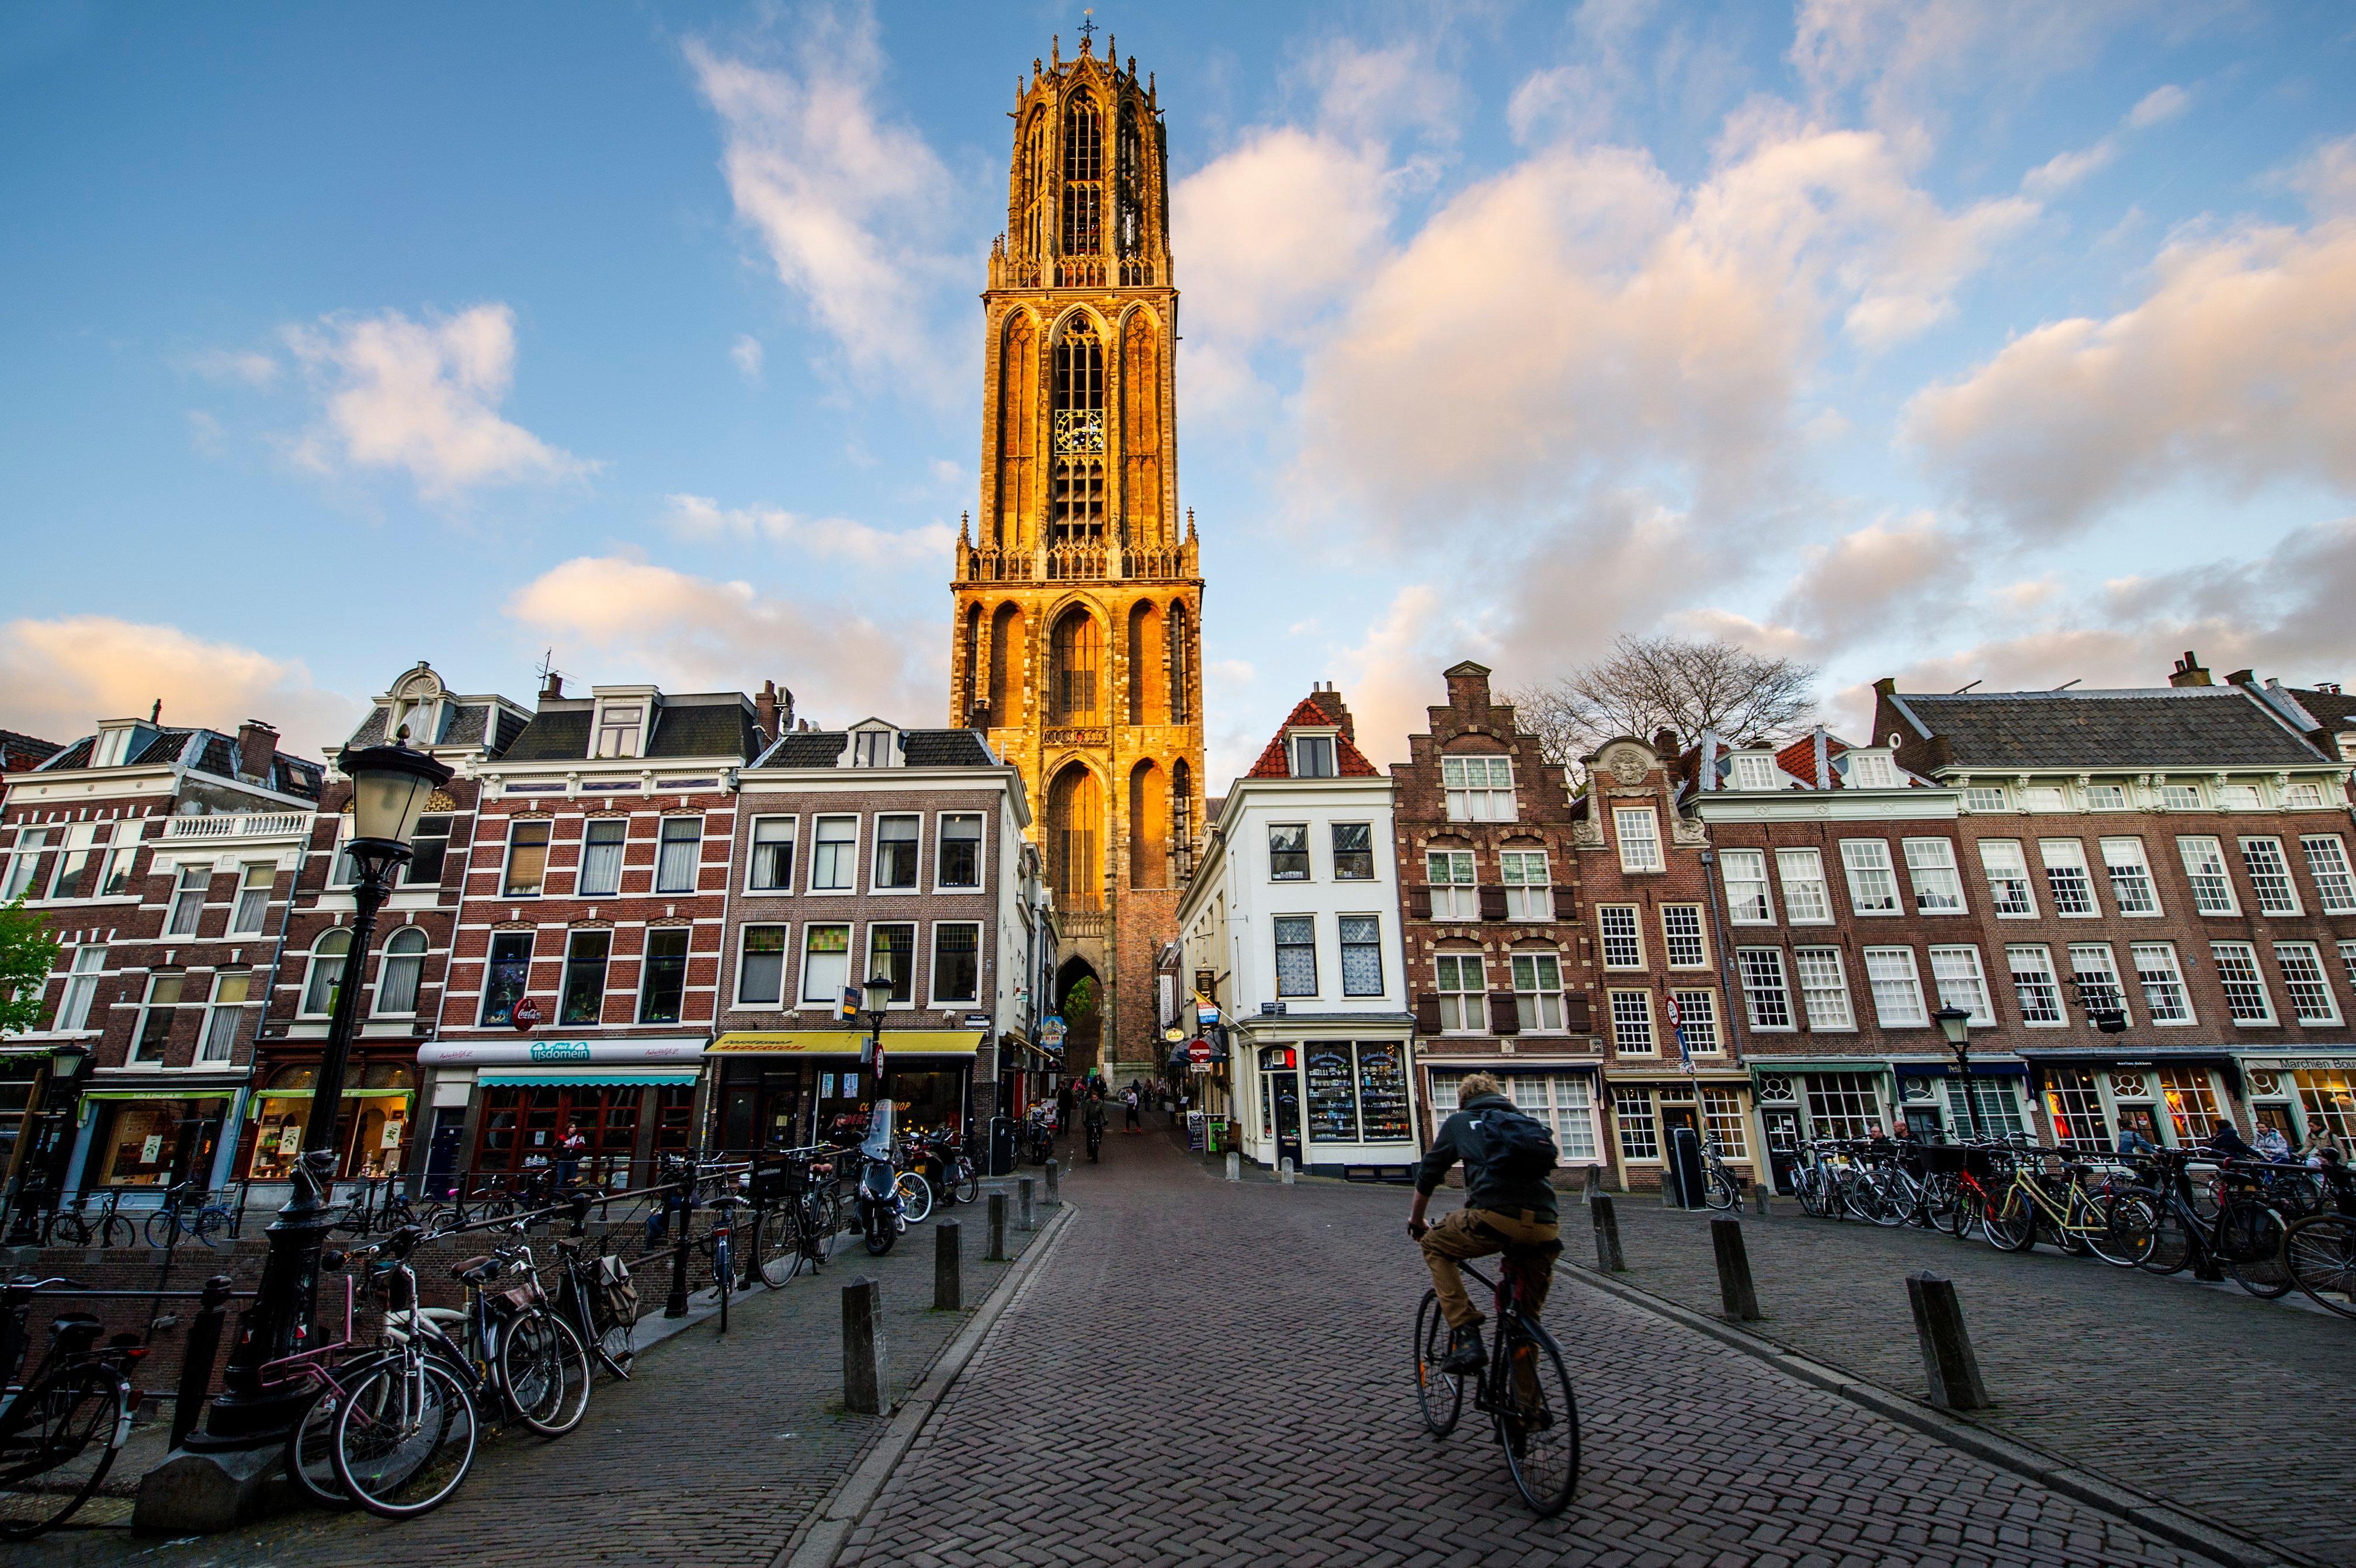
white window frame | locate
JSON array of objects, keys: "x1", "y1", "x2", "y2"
[
  {"x1": 2274, "y1": 941, "x2": 2340, "y2": 1025},
  {"x1": 1903, "y1": 838, "x2": 1966, "y2": 914},
  {"x1": 1272, "y1": 915, "x2": 1318, "y2": 999},
  {"x1": 1927, "y1": 946, "x2": 1994, "y2": 1026},
  {"x1": 2178, "y1": 836, "x2": 2239, "y2": 915},
  {"x1": 1512, "y1": 951, "x2": 1567, "y2": 1032},
  {"x1": 1736, "y1": 948, "x2": 1794, "y2": 1031},
  {"x1": 872, "y1": 813, "x2": 923, "y2": 893},
  {"x1": 372, "y1": 927, "x2": 429, "y2": 1017},
  {"x1": 577, "y1": 817, "x2": 627, "y2": 899},
  {"x1": 500, "y1": 818, "x2": 550, "y2": 899},
  {"x1": 1434, "y1": 952, "x2": 1485, "y2": 1033},
  {"x1": 1498, "y1": 849, "x2": 1552, "y2": 920},
  {"x1": 2007, "y1": 945, "x2": 2064, "y2": 1026},
  {"x1": 2239, "y1": 836, "x2": 2302, "y2": 916},
  {"x1": 745, "y1": 815, "x2": 797, "y2": 894},
  {"x1": 2099, "y1": 837, "x2": 2161, "y2": 916},
  {"x1": 2160, "y1": 782, "x2": 2205, "y2": 810},
  {"x1": 1845, "y1": 752, "x2": 1899, "y2": 789},
  {"x1": 1660, "y1": 904, "x2": 1707, "y2": 968},
  {"x1": 1441, "y1": 754, "x2": 1515, "y2": 822},
  {"x1": 800, "y1": 924, "x2": 853, "y2": 1005},
  {"x1": 935, "y1": 812, "x2": 986, "y2": 891},
  {"x1": 1267, "y1": 823, "x2": 1311, "y2": 883},
  {"x1": 2, "y1": 828, "x2": 48, "y2": 901},
  {"x1": 1792, "y1": 946, "x2": 1855, "y2": 1032},
  {"x1": 1963, "y1": 784, "x2": 2008, "y2": 812},
  {"x1": 1775, "y1": 848, "x2": 1829, "y2": 924},
  {"x1": 735, "y1": 923, "x2": 790, "y2": 1007},
  {"x1": 929, "y1": 921, "x2": 984, "y2": 1007},
  {"x1": 1978, "y1": 838, "x2": 2036, "y2": 918},
  {"x1": 1670, "y1": 988, "x2": 1722, "y2": 1054},
  {"x1": 1607, "y1": 988, "x2": 1654, "y2": 1053},
  {"x1": 1597, "y1": 905, "x2": 1644, "y2": 970},
  {"x1": 1614, "y1": 807, "x2": 1664, "y2": 873},
  {"x1": 2129, "y1": 942, "x2": 2194, "y2": 1026},
  {"x1": 1426, "y1": 849, "x2": 1477, "y2": 921},
  {"x1": 56, "y1": 945, "x2": 106, "y2": 1032},
  {"x1": 2066, "y1": 942, "x2": 2129, "y2": 1026},
  {"x1": 594, "y1": 701, "x2": 646, "y2": 759},
  {"x1": 1731, "y1": 754, "x2": 1778, "y2": 790},
  {"x1": 2211, "y1": 941, "x2": 2275, "y2": 1025},
  {"x1": 129, "y1": 973, "x2": 182, "y2": 1065},
  {"x1": 1339, "y1": 915, "x2": 1385, "y2": 998},
  {"x1": 1838, "y1": 839, "x2": 1900, "y2": 915},
  {"x1": 166, "y1": 863, "x2": 209, "y2": 936},
  {"x1": 1722, "y1": 849, "x2": 1774, "y2": 924},
  {"x1": 654, "y1": 815, "x2": 703, "y2": 896},
  {"x1": 866, "y1": 921, "x2": 918, "y2": 1007},
  {"x1": 45, "y1": 823, "x2": 96, "y2": 901},
  {"x1": 1288, "y1": 733, "x2": 1337, "y2": 779},
  {"x1": 810, "y1": 815, "x2": 859, "y2": 894},
  {"x1": 2038, "y1": 839, "x2": 2098, "y2": 917},
  {"x1": 198, "y1": 972, "x2": 248, "y2": 1065},
  {"x1": 230, "y1": 861, "x2": 274, "y2": 936},
  {"x1": 2299, "y1": 834, "x2": 2356, "y2": 915},
  {"x1": 2085, "y1": 782, "x2": 2129, "y2": 810}
]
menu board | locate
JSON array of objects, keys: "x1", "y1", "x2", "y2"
[
  {"x1": 1305, "y1": 1045, "x2": 1359, "y2": 1143},
  {"x1": 1355, "y1": 1042, "x2": 1413, "y2": 1143}
]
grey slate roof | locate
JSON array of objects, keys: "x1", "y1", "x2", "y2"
[
  {"x1": 2288, "y1": 687, "x2": 2356, "y2": 736},
  {"x1": 503, "y1": 710, "x2": 594, "y2": 762},
  {"x1": 752, "y1": 729, "x2": 995, "y2": 769},
  {"x1": 28, "y1": 726, "x2": 320, "y2": 800},
  {"x1": 502, "y1": 695, "x2": 763, "y2": 764},
  {"x1": 1892, "y1": 688, "x2": 2327, "y2": 771}
]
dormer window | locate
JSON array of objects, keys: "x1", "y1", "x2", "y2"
[
  {"x1": 92, "y1": 725, "x2": 138, "y2": 769},
  {"x1": 1845, "y1": 752, "x2": 1898, "y2": 789},
  {"x1": 845, "y1": 721, "x2": 904, "y2": 768},
  {"x1": 1731, "y1": 754, "x2": 1777, "y2": 791},
  {"x1": 1289, "y1": 733, "x2": 1337, "y2": 779},
  {"x1": 595, "y1": 706, "x2": 643, "y2": 759}
]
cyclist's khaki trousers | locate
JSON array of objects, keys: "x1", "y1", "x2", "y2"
[{"x1": 1421, "y1": 1207, "x2": 1560, "y2": 1330}]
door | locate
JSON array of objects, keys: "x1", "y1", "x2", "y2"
[
  {"x1": 1658, "y1": 1103, "x2": 1699, "y2": 1144},
  {"x1": 1274, "y1": 1079, "x2": 1303, "y2": 1172},
  {"x1": 424, "y1": 1111, "x2": 464, "y2": 1198},
  {"x1": 1761, "y1": 1107, "x2": 1803, "y2": 1194},
  {"x1": 1903, "y1": 1105, "x2": 1945, "y2": 1140}
]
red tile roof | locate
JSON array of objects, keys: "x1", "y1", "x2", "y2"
[
  {"x1": 1774, "y1": 732, "x2": 1847, "y2": 788},
  {"x1": 1245, "y1": 695, "x2": 1382, "y2": 779}
]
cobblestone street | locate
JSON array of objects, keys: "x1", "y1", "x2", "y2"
[{"x1": 832, "y1": 1131, "x2": 2211, "y2": 1568}]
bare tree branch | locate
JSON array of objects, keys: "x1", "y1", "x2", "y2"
[{"x1": 1505, "y1": 634, "x2": 1818, "y2": 771}]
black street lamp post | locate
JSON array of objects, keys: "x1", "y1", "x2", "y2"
[
  {"x1": 1934, "y1": 1004, "x2": 1980, "y2": 1142},
  {"x1": 860, "y1": 972, "x2": 894, "y2": 1080},
  {"x1": 190, "y1": 738, "x2": 450, "y2": 1451}
]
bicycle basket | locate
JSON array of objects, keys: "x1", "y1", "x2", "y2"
[
  {"x1": 489, "y1": 1283, "x2": 538, "y2": 1317},
  {"x1": 1921, "y1": 1144, "x2": 1969, "y2": 1175},
  {"x1": 598, "y1": 1257, "x2": 639, "y2": 1325}
]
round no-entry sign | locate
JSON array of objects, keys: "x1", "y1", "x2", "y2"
[
  {"x1": 1188, "y1": 1036, "x2": 1212, "y2": 1066},
  {"x1": 512, "y1": 997, "x2": 542, "y2": 1032}
]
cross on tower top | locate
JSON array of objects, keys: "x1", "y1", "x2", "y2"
[{"x1": 1077, "y1": 11, "x2": 1097, "y2": 50}]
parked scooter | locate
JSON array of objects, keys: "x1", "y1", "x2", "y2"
[{"x1": 854, "y1": 1098, "x2": 908, "y2": 1255}]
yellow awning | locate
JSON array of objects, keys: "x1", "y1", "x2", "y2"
[{"x1": 709, "y1": 1029, "x2": 984, "y2": 1057}]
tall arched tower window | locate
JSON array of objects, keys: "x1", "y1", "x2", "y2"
[
  {"x1": 1120, "y1": 311, "x2": 1161, "y2": 546},
  {"x1": 1062, "y1": 95, "x2": 1104, "y2": 255},
  {"x1": 1052, "y1": 318, "x2": 1106, "y2": 543},
  {"x1": 1167, "y1": 601, "x2": 1192, "y2": 724},
  {"x1": 997, "y1": 313, "x2": 1039, "y2": 551},
  {"x1": 1048, "y1": 764, "x2": 1102, "y2": 910},
  {"x1": 988, "y1": 603, "x2": 1023, "y2": 724},
  {"x1": 1126, "y1": 600, "x2": 1163, "y2": 725},
  {"x1": 1051, "y1": 609, "x2": 1101, "y2": 724},
  {"x1": 1171, "y1": 757, "x2": 1193, "y2": 871},
  {"x1": 1116, "y1": 105, "x2": 1145, "y2": 258},
  {"x1": 961, "y1": 603, "x2": 983, "y2": 721},
  {"x1": 1129, "y1": 759, "x2": 1167, "y2": 888}
]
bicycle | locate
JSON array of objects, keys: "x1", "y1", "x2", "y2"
[
  {"x1": 2123, "y1": 1150, "x2": 2292, "y2": 1297},
  {"x1": 2282, "y1": 1158, "x2": 2355, "y2": 1319},
  {"x1": 1699, "y1": 1139, "x2": 1743, "y2": 1211},
  {"x1": 918, "y1": 1130, "x2": 980, "y2": 1208},
  {"x1": 755, "y1": 1150, "x2": 839, "y2": 1288},
  {"x1": 892, "y1": 1140, "x2": 935, "y2": 1226},
  {"x1": 1412, "y1": 1256, "x2": 1580, "y2": 1517},
  {"x1": 551, "y1": 1229, "x2": 639, "y2": 1379},
  {"x1": 143, "y1": 1180, "x2": 239, "y2": 1250},
  {"x1": 1980, "y1": 1146, "x2": 2153, "y2": 1266},
  {"x1": 703, "y1": 1192, "x2": 747, "y2": 1333},
  {"x1": 0, "y1": 1278, "x2": 143, "y2": 1538},
  {"x1": 49, "y1": 1189, "x2": 133, "y2": 1250}
]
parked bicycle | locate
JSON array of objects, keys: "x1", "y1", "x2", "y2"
[
  {"x1": 144, "y1": 1180, "x2": 242, "y2": 1250},
  {"x1": 1412, "y1": 1255, "x2": 1580, "y2": 1516},
  {"x1": 48, "y1": 1189, "x2": 133, "y2": 1250},
  {"x1": 2125, "y1": 1149, "x2": 2293, "y2": 1298},
  {"x1": 2283, "y1": 1156, "x2": 2356, "y2": 1319},
  {"x1": 0, "y1": 1276, "x2": 143, "y2": 1537}
]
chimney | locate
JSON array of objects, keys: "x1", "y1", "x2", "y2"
[
  {"x1": 1651, "y1": 726, "x2": 1678, "y2": 758},
  {"x1": 1443, "y1": 660, "x2": 1493, "y2": 714},
  {"x1": 1310, "y1": 680, "x2": 1355, "y2": 743},
  {"x1": 755, "y1": 680, "x2": 780, "y2": 743},
  {"x1": 541, "y1": 668, "x2": 564, "y2": 701},
  {"x1": 2170, "y1": 650, "x2": 2212, "y2": 688},
  {"x1": 235, "y1": 719, "x2": 278, "y2": 784},
  {"x1": 2225, "y1": 668, "x2": 2256, "y2": 688}
]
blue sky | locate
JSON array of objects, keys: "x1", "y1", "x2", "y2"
[{"x1": 4, "y1": 1, "x2": 2353, "y2": 785}]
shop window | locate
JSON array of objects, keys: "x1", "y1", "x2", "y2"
[
  {"x1": 1273, "y1": 916, "x2": 1317, "y2": 997},
  {"x1": 639, "y1": 928, "x2": 689, "y2": 1024},
  {"x1": 245, "y1": 1066, "x2": 317, "y2": 1179},
  {"x1": 1670, "y1": 989, "x2": 1719, "y2": 1054},
  {"x1": 1614, "y1": 1090, "x2": 1658, "y2": 1161},
  {"x1": 1339, "y1": 917, "x2": 1383, "y2": 997},
  {"x1": 1330, "y1": 824, "x2": 1374, "y2": 881},
  {"x1": 375, "y1": 928, "x2": 427, "y2": 1016},
  {"x1": 2158, "y1": 1068, "x2": 2226, "y2": 1143},
  {"x1": 478, "y1": 931, "x2": 533, "y2": 1026},
  {"x1": 2292, "y1": 1070, "x2": 2356, "y2": 1142},
  {"x1": 405, "y1": 814, "x2": 451, "y2": 887},
  {"x1": 129, "y1": 974, "x2": 181, "y2": 1065},
  {"x1": 1268, "y1": 824, "x2": 1309, "y2": 882},
  {"x1": 748, "y1": 817, "x2": 796, "y2": 892},
  {"x1": 801, "y1": 925, "x2": 851, "y2": 1004},
  {"x1": 931, "y1": 924, "x2": 980, "y2": 1005},
  {"x1": 1944, "y1": 1078, "x2": 2025, "y2": 1139},
  {"x1": 1805, "y1": 1073, "x2": 1883, "y2": 1140},
  {"x1": 231, "y1": 863, "x2": 273, "y2": 935},
  {"x1": 1699, "y1": 1088, "x2": 1748, "y2": 1158},
  {"x1": 200, "y1": 973, "x2": 249, "y2": 1063},
  {"x1": 2042, "y1": 1069, "x2": 2109, "y2": 1151},
  {"x1": 578, "y1": 819, "x2": 626, "y2": 897},
  {"x1": 474, "y1": 1085, "x2": 647, "y2": 1185},
  {"x1": 738, "y1": 925, "x2": 787, "y2": 1007},
  {"x1": 97, "y1": 1098, "x2": 223, "y2": 1188},
  {"x1": 868, "y1": 923, "x2": 915, "y2": 1003},
  {"x1": 937, "y1": 814, "x2": 982, "y2": 889},
  {"x1": 655, "y1": 817, "x2": 702, "y2": 894},
  {"x1": 503, "y1": 820, "x2": 551, "y2": 897},
  {"x1": 1721, "y1": 849, "x2": 1774, "y2": 923},
  {"x1": 560, "y1": 931, "x2": 612, "y2": 1026},
  {"x1": 1500, "y1": 851, "x2": 1551, "y2": 918},
  {"x1": 167, "y1": 865, "x2": 209, "y2": 936}
]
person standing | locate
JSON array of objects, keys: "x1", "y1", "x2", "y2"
[
  {"x1": 1056, "y1": 1079, "x2": 1076, "y2": 1145},
  {"x1": 556, "y1": 1121, "x2": 587, "y2": 1189},
  {"x1": 1123, "y1": 1085, "x2": 1141, "y2": 1133}
]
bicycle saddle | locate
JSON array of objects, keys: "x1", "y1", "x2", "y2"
[{"x1": 452, "y1": 1255, "x2": 503, "y2": 1283}]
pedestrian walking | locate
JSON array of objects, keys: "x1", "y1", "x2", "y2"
[
  {"x1": 2253, "y1": 1122, "x2": 2295, "y2": 1161},
  {"x1": 1057, "y1": 1079, "x2": 1076, "y2": 1145},
  {"x1": 1123, "y1": 1086, "x2": 1141, "y2": 1133},
  {"x1": 556, "y1": 1120, "x2": 587, "y2": 1188}
]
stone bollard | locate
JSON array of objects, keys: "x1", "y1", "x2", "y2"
[
  {"x1": 1591, "y1": 1195, "x2": 1626, "y2": 1272},
  {"x1": 986, "y1": 1192, "x2": 1009, "y2": 1261},
  {"x1": 1906, "y1": 1271, "x2": 1990, "y2": 1411},
  {"x1": 1044, "y1": 1159, "x2": 1061, "y2": 1206},
  {"x1": 1583, "y1": 1164, "x2": 1602, "y2": 1199},
  {"x1": 842, "y1": 1276, "x2": 887, "y2": 1414},
  {"x1": 935, "y1": 1220, "x2": 963, "y2": 1311},
  {"x1": 1226, "y1": 1150, "x2": 1240, "y2": 1182},
  {"x1": 1279, "y1": 1157, "x2": 1296, "y2": 1186},
  {"x1": 1710, "y1": 1217, "x2": 1762, "y2": 1321},
  {"x1": 1018, "y1": 1176, "x2": 1036, "y2": 1230},
  {"x1": 1751, "y1": 1184, "x2": 1772, "y2": 1217}
]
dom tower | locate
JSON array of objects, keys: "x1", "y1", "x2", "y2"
[{"x1": 951, "y1": 31, "x2": 1205, "y2": 1084}]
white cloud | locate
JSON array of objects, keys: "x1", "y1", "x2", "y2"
[
  {"x1": 0, "y1": 616, "x2": 360, "y2": 758},
  {"x1": 505, "y1": 552, "x2": 937, "y2": 726},
  {"x1": 658, "y1": 492, "x2": 952, "y2": 567},
  {"x1": 2022, "y1": 140, "x2": 2116, "y2": 197},
  {"x1": 282, "y1": 304, "x2": 592, "y2": 499},
  {"x1": 1171, "y1": 127, "x2": 1392, "y2": 348},
  {"x1": 1789, "y1": 0, "x2": 2158, "y2": 134},
  {"x1": 187, "y1": 348, "x2": 280, "y2": 387},
  {"x1": 687, "y1": 11, "x2": 959, "y2": 390},
  {"x1": 1332, "y1": 584, "x2": 1491, "y2": 771},
  {"x1": 2126, "y1": 83, "x2": 2190, "y2": 129},
  {"x1": 1907, "y1": 144, "x2": 2356, "y2": 532},
  {"x1": 730, "y1": 334, "x2": 765, "y2": 383}
]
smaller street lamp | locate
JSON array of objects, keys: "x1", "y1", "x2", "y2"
[
  {"x1": 860, "y1": 972, "x2": 894, "y2": 1078},
  {"x1": 1934, "y1": 1004, "x2": 1980, "y2": 1141}
]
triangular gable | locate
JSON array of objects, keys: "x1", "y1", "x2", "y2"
[{"x1": 1245, "y1": 695, "x2": 1381, "y2": 779}]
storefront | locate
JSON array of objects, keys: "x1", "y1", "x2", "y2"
[
  {"x1": 1601, "y1": 1067, "x2": 1754, "y2": 1191},
  {"x1": 417, "y1": 1037, "x2": 709, "y2": 1194},
  {"x1": 1746, "y1": 1061, "x2": 1896, "y2": 1194},
  {"x1": 707, "y1": 1030, "x2": 983, "y2": 1153},
  {"x1": 1887, "y1": 1058, "x2": 2031, "y2": 1143},
  {"x1": 2017, "y1": 1047, "x2": 2242, "y2": 1154},
  {"x1": 238, "y1": 1061, "x2": 417, "y2": 1184},
  {"x1": 2230, "y1": 1051, "x2": 2356, "y2": 1146},
  {"x1": 75, "y1": 1082, "x2": 243, "y2": 1194},
  {"x1": 0, "y1": 1049, "x2": 47, "y2": 1198},
  {"x1": 1231, "y1": 1022, "x2": 1417, "y2": 1175}
]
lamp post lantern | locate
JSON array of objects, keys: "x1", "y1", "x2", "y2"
[
  {"x1": 192, "y1": 737, "x2": 451, "y2": 1451},
  {"x1": 860, "y1": 972, "x2": 894, "y2": 1080},
  {"x1": 1934, "y1": 1004, "x2": 1980, "y2": 1142}
]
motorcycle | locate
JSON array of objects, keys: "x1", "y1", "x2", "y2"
[{"x1": 853, "y1": 1099, "x2": 907, "y2": 1255}]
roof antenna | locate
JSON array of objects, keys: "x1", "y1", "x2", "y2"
[
  {"x1": 1951, "y1": 679, "x2": 1982, "y2": 694},
  {"x1": 2053, "y1": 678, "x2": 2082, "y2": 692}
]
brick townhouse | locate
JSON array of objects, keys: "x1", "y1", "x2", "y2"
[
  {"x1": 242, "y1": 662, "x2": 530, "y2": 1196},
  {"x1": 1571, "y1": 731, "x2": 1756, "y2": 1192},
  {"x1": 0, "y1": 710, "x2": 321, "y2": 1220},
  {"x1": 417, "y1": 674, "x2": 773, "y2": 1192},
  {"x1": 0, "y1": 727, "x2": 63, "y2": 1199},
  {"x1": 1392, "y1": 664, "x2": 1604, "y2": 1184},
  {"x1": 704, "y1": 715, "x2": 1042, "y2": 1160}
]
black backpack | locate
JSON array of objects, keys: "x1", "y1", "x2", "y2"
[{"x1": 1469, "y1": 1105, "x2": 1558, "y2": 1182}]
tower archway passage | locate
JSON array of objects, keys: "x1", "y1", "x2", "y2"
[{"x1": 952, "y1": 33, "x2": 1203, "y2": 1087}]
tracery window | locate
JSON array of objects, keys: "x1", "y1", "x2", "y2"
[
  {"x1": 1061, "y1": 96, "x2": 1103, "y2": 254},
  {"x1": 1052, "y1": 319, "x2": 1106, "y2": 541}
]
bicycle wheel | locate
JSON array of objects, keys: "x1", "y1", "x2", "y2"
[
  {"x1": 1982, "y1": 1189, "x2": 2035, "y2": 1251},
  {"x1": 2083, "y1": 1193, "x2": 2157, "y2": 1268},
  {"x1": 2285, "y1": 1212, "x2": 2356, "y2": 1319},
  {"x1": 896, "y1": 1172, "x2": 934, "y2": 1224},
  {"x1": 190, "y1": 1206, "x2": 228, "y2": 1247},
  {"x1": 331, "y1": 1357, "x2": 477, "y2": 1518},
  {"x1": 143, "y1": 1210, "x2": 181, "y2": 1250},
  {"x1": 1493, "y1": 1316, "x2": 1580, "y2": 1517},
  {"x1": 2138, "y1": 1199, "x2": 2193, "y2": 1274},
  {"x1": 96, "y1": 1214, "x2": 133, "y2": 1249},
  {"x1": 1864, "y1": 1176, "x2": 1907, "y2": 1228},
  {"x1": 1411, "y1": 1289, "x2": 1463, "y2": 1437},
  {"x1": 0, "y1": 1367, "x2": 127, "y2": 1538},
  {"x1": 48, "y1": 1213, "x2": 89, "y2": 1248},
  {"x1": 499, "y1": 1312, "x2": 591, "y2": 1435},
  {"x1": 2221, "y1": 1203, "x2": 2292, "y2": 1300},
  {"x1": 1795, "y1": 1173, "x2": 1823, "y2": 1219},
  {"x1": 1703, "y1": 1168, "x2": 1737, "y2": 1212},
  {"x1": 757, "y1": 1208, "x2": 800, "y2": 1289},
  {"x1": 284, "y1": 1380, "x2": 355, "y2": 1509},
  {"x1": 955, "y1": 1164, "x2": 981, "y2": 1205}
]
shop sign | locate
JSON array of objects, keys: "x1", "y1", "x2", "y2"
[
  {"x1": 419, "y1": 1038, "x2": 707, "y2": 1067},
  {"x1": 512, "y1": 997, "x2": 542, "y2": 1032},
  {"x1": 1040, "y1": 1015, "x2": 1066, "y2": 1050},
  {"x1": 529, "y1": 1041, "x2": 593, "y2": 1063},
  {"x1": 2236, "y1": 1056, "x2": 2355, "y2": 1071},
  {"x1": 141, "y1": 1134, "x2": 163, "y2": 1163}
]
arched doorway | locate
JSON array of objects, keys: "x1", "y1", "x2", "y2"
[
  {"x1": 1056, "y1": 956, "x2": 1105, "y2": 1081},
  {"x1": 1046, "y1": 762, "x2": 1102, "y2": 911}
]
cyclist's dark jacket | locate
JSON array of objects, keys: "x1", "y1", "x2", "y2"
[{"x1": 1415, "y1": 1092, "x2": 1557, "y2": 1222}]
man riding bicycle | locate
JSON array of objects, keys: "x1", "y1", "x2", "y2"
[{"x1": 1408, "y1": 1073, "x2": 1561, "y2": 1374}]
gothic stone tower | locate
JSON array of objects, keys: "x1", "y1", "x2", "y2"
[{"x1": 950, "y1": 32, "x2": 1205, "y2": 1083}]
